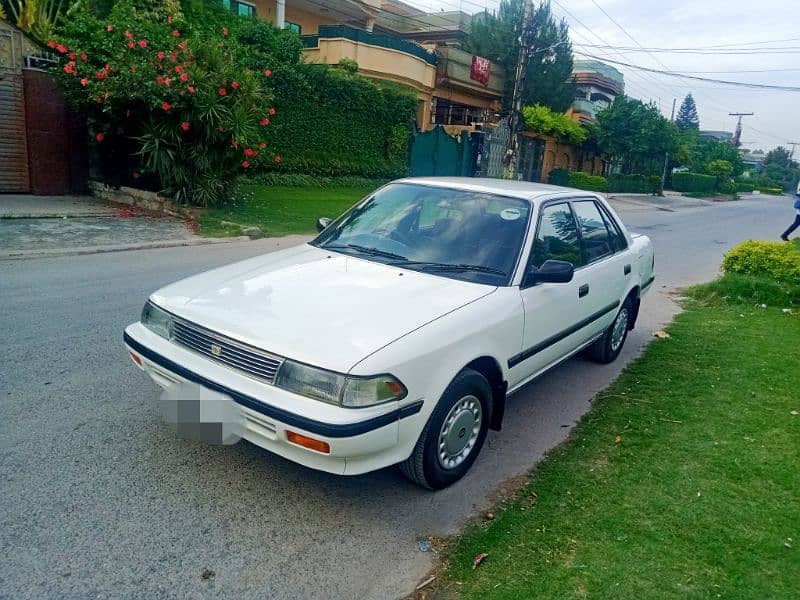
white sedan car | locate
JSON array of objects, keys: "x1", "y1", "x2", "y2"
[{"x1": 124, "y1": 178, "x2": 654, "y2": 489}]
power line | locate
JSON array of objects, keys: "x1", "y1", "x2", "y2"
[{"x1": 574, "y1": 52, "x2": 800, "y2": 92}]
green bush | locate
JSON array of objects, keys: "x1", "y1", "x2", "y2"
[
  {"x1": 568, "y1": 171, "x2": 608, "y2": 192},
  {"x1": 688, "y1": 273, "x2": 800, "y2": 308},
  {"x1": 735, "y1": 181, "x2": 756, "y2": 193},
  {"x1": 757, "y1": 187, "x2": 785, "y2": 196},
  {"x1": 722, "y1": 240, "x2": 800, "y2": 285},
  {"x1": 548, "y1": 167, "x2": 569, "y2": 186},
  {"x1": 671, "y1": 172, "x2": 717, "y2": 193},
  {"x1": 522, "y1": 104, "x2": 587, "y2": 145},
  {"x1": 608, "y1": 173, "x2": 662, "y2": 194}
]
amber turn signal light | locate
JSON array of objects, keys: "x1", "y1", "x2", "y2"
[{"x1": 286, "y1": 431, "x2": 330, "y2": 454}]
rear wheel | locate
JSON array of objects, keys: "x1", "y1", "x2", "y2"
[
  {"x1": 588, "y1": 296, "x2": 633, "y2": 364},
  {"x1": 400, "y1": 369, "x2": 491, "y2": 490}
]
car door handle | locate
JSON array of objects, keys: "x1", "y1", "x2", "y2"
[
  {"x1": 624, "y1": 264, "x2": 631, "y2": 275},
  {"x1": 578, "y1": 284, "x2": 590, "y2": 298}
]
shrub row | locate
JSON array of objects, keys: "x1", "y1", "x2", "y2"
[
  {"x1": 722, "y1": 240, "x2": 800, "y2": 286},
  {"x1": 735, "y1": 181, "x2": 756, "y2": 193},
  {"x1": 671, "y1": 172, "x2": 717, "y2": 193},
  {"x1": 568, "y1": 171, "x2": 608, "y2": 192},
  {"x1": 608, "y1": 173, "x2": 662, "y2": 194},
  {"x1": 757, "y1": 187, "x2": 785, "y2": 196}
]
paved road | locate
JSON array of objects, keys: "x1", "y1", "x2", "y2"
[{"x1": 0, "y1": 196, "x2": 794, "y2": 599}]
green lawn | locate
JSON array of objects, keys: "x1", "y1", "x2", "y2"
[
  {"x1": 441, "y1": 284, "x2": 800, "y2": 599},
  {"x1": 198, "y1": 184, "x2": 374, "y2": 238}
]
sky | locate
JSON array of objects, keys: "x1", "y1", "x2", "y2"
[{"x1": 403, "y1": 0, "x2": 798, "y2": 153}]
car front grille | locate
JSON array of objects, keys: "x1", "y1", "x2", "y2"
[{"x1": 171, "y1": 318, "x2": 284, "y2": 384}]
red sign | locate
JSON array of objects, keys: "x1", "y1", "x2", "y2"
[{"x1": 470, "y1": 55, "x2": 491, "y2": 86}]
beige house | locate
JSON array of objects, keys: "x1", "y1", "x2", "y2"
[{"x1": 234, "y1": 0, "x2": 504, "y2": 131}]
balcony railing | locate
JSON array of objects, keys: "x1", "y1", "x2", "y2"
[{"x1": 301, "y1": 25, "x2": 438, "y2": 66}]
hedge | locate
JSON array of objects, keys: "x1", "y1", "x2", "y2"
[
  {"x1": 548, "y1": 168, "x2": 570, "y2": 186},
  {"x1": 671, "y1": 172, "x2": 717, "y2": 193},
  {"x1": 244, "y1": 173, "x2": 388, "y2": 188},
  {"x1": 265, "y1": 66, "x2": 417, "y2": 179},
  {"x1": 722, "y1": 240, "x2": 800, "y2": 285},
  {"x1": 758, "y1": 187, "x2": 785, "y2": 196},
  {"x1": 607, "y1": 173, "x2": 662, "y2": 194},
  {"x1": 735, "y1": 181, "x2": 756, "y2": 193},
  {"x1": 568, "y1": 171, "x2": 608, "y2": 192}
]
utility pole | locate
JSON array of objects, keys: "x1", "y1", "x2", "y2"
[
  {"x1": 504, "y1": 0, "x2": 534, "y2": 179},
  {"x1": 788, "y1": 142, "x2": 800, "y2": 160},
  {"x1": 660, "y1": 97, "x2": 676, "y2": 195},
  {"x1": 729, "y1": 112, "x2": 754, "y2": 147}
]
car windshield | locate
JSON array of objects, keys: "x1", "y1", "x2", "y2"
[{"x1": 312, "y1": 183, "x2": 531, "y2": 285}]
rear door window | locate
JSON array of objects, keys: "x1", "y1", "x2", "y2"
[{"x1": 572, "y1": 200, "x2": 614, "y2": 263}]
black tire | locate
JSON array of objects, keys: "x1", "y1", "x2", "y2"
[
  {"x1": 588, "y1": 295, "x2": 634, "y2": 364},
  {"x1": 400, "y1": 368, "x2": 491, "y2": 490}
]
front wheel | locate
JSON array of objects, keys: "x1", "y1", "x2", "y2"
[
  {"x1": 400, "y1": 369, "x2": 491, "y2": 490},
  {"x1": 588, "y1": 296, "x2": 633, "y2": 364}
]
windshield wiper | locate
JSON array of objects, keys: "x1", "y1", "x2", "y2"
[
  {"x1": 324, "y1": 243, "x2": 409, "y2": 261},
  {"x1": 393, "y1": 261, "x2": 507, "y2": 276}
]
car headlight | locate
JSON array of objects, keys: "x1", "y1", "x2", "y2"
[
  {"x1": 275, "y1": 360, "x2": 407, "y2": 407},
  {"x1": 141, "y1": 301, "x2": 173, "y2": 340}
]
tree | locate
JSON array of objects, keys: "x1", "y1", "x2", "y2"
[
  {"x1": 463, "y1": 0, "x2": 574, "y2": 113},
  {"x1": 675, "y1": 93, "x2": 700, "y2": 131},
  {"x1": 690, "y1": 138, "x2": 745, "y2": 177},
  {"x1": 762, "y1": 146, "x2": 800, "y2": 191},
  {"x1": 522, "y1": 104, "x2": 586, "y2": 144},
  {"x1": 594, "y1": 96, "x2": 678, "y2": 175}
]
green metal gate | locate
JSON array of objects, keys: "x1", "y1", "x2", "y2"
[{"x1": 409, "y1": 126, "x2": 477, "y2": 177}]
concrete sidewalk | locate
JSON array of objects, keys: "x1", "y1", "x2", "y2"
[{"x1": 0, "y1": 194, "x2": 119, "y2": 218}]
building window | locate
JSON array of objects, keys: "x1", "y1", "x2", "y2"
[
  {"x1": 432, "y1": 98, "x2": 488, "y2": 126},
  {"x1": 222, "y1": 0, "x2": 255, "y2": 17},
  {"x1": 286, "y1": 21, "x2": 302, "y2": 35}
]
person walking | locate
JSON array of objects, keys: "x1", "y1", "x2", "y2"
[{"x1": 781, "y1": 180, "x2": 800, "y2": 241}]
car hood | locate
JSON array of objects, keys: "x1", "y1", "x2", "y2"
[{"x1": 151, "y1": 244, "x2": 496, "y2": 373}]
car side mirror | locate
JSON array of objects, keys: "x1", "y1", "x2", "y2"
[
  {"x1": 316, "y1": 217, "x2": 332, "y2": 233},
  {"x1": 528, "y1": 260, "x2": 574, "y2": 285}
]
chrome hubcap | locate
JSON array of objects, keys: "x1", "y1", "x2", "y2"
[
  {"x1": 611, "y1": 308, "x2": 629, "y2": 352},
  {"x1": 438, "y1": 395, "x2": 482, "y2": 470}
]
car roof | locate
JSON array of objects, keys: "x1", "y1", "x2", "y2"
[{"x1": 393, "y1": 177, "x2": 595, "y2": 201}]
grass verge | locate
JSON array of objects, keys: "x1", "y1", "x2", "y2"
[
  {"x1": 439, "y1": 281, "x2": 800, "y2": 599},
  {"x1": 197, "y1": 184, "x2": 373, "y2": 238}
]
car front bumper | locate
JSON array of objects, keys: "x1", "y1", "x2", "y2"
[{"x1": 123, "y1": 323, "x2": 424, "y2": 475}]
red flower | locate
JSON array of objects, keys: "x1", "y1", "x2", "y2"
[
  {"x1": 164, "y1": 77, "x2": 172, "y2": 87},
  {"x1": 56, "y1": 44, "x2": 67, "y2": 54},
  {"x1": 218, "y1": 88, "x2": 227, "y2": 96},
  {"x1": 172, "y1": 30, "x2": 180, "y2": 38},
  {"x1": 138, "y1": 40, "x2": 148, "y2": 48},
  {"x1": 231, "y1": 81, "x2": 239, "y2": 89},
  {"x1": 178, "y1": 42, "x2": 187, "y2": 52},
  {"x1": 162, "y1": 102, "x2": 171, "y2": 111},
  {"x1": 169, "y1": 51, "x2": 178, "y2": 63},
  {"x1": 187, "y1": 85, "x2": 196, "y2": 93},
  {"x1": 168, "y1": 16, "x2": 173, "y2": 24},
  {"x1": 48, "y1": 40, "x2": 56, "y2": 48},
  {"x1": 258, "y1": 142, "x2": 266, "y2": 149},
  {"x1": 106, "y1": 24, "x2": 114, "y2": 32},
  {"x1": 156, "y1": 75, "x2": 164, "y2": 85},
  {"x1": 174, "y1": 65, "x2": 182, "y2": 73},
  {"x1": 131, "y1": 66, "x2": 138, "y2": 73},
  {"x1": 242, "y1": 160, "x2": 250, "y2": 168},
  {"x1": 96, "y1": 132, "x2": 105, "y2": 142},
  {"x1": 274, "y1": 155, "x2": 281, "y2": 163},
  {"x1": 259, "y1": 118, "x2": 270, "y2": 126},
  {"x1": 268, "y1": 107, "x2": 276, "y2": 115},
  {"x1": 244, "y1": 148, "x2": 255, "y2": 157},
  {"x1": 180, "y1": 121, "x2": 190, "y2": 132},
  {"x1": 124, "y1": 30, "x2": 133, "y2": 39},
  {"x1": 157, "y1": 51, "x2": 165, "y2": 61},
  {"x1": 80, "y1": 52, "x2": 87, "y2": 61},
  {"x1": 222, "y1": 27, "x2": 229, "y2": 36},
  {"x1": 63, "y1": 63, "x2": 75, "y2": 74},
  {"x1": 132, "y1": 171, "x2": 140, "y2": 179},
  {"x1": 80, "y1": 78, "x2": 89, "y2": 86},
  {"x1": 127, "y1": 41, "x2": 135, "y2": 49},
  {"x1": 264, "y1": 69, "x2": 272, "y2": 77},
  {"x1": 69, "y1": 52, "x2": 76, "y2": 61},
  {"x1": 180, "y1": 72, "x2": 189, "y2": 82}
]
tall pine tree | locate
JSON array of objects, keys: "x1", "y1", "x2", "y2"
[{"x1": 676, "y1": 93, "x2": 700, "y2": 131}]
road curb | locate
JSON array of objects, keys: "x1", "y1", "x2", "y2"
[
  {"x1": 0, "y1": 236, "x2": 252, "y2": 260},
  {"x1": 0, "y1": 213, "x2": 118, "y2": 219}
]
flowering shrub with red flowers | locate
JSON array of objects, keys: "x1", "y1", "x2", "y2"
[{"x1": 50, "y1": 0, "x2": 281, "y2": 206}]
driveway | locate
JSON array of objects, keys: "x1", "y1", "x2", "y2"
[{"x1": 0, "y1": 195, "x2": 794, "y2": 599}]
